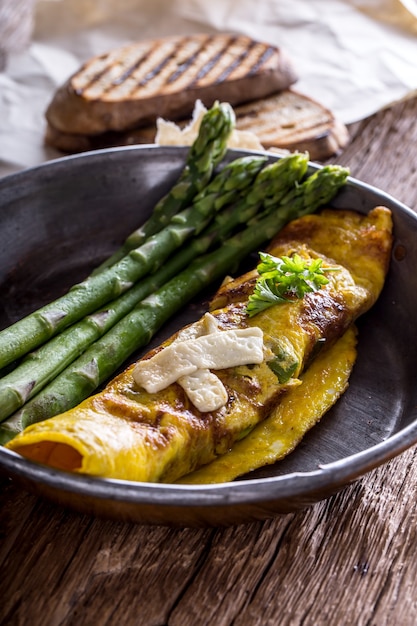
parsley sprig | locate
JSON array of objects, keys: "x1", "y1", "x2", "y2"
[{"x1": 246, "y1": 252, "x2": 334, "y2": 317}]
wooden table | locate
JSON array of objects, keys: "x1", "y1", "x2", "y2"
[{"x1": 1, "y1": 94, "x2": 417, "y2": 626}]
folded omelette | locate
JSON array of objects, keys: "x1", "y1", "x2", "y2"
[{"x1": 6, "y1": 207, "x2": 393, "y2": 483}]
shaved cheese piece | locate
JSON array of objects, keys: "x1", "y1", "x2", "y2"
[
  {"x1": 200, "y1": 312, "x2": 220, "y2": 335},
  {"x1": 133, "y1": 326, "x2": 264, "y2": 394},
  {"x1": 178, "y1": 369, "x2": 228, "y2": 412},
  {"x1": 155, "y1": 99, "x2": 264, "y2": 151},
  {"x1": 173, "y1": 312, "x2": 220, "y2": 343}
]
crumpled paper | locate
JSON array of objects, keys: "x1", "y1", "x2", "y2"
[{"x1": 0, "y1": 0, "x2": 416, "y2": 177}]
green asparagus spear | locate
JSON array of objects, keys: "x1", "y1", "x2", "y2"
[
  {"x1": 265, "y1": 163, "x2": 351, "y2": 219},
  {"x1": 0, "y1": 154, "x2": 309, "y2": 420},
  {"x1": 0, "y1": 240, "x2": 207, "y2": 422},
  {"x1": 0, "y1": 164, "x2": 349, "y2": 442},
  {"x1": 94, "y1": 101, "x2": 236, "y2": 272},
  {"x1": 0, "y1": 155, "x2": 266, "y2": 371},
  {"x1": 0, "y1": 156, "x2": 268, "y2": 421},
  {"x1": 213, "y1": 152, "x2": 309, "y2": 238}
]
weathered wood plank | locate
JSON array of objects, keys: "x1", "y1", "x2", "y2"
[{"x1": 331, "y1": 96, "x2": 417, "y2": 207}]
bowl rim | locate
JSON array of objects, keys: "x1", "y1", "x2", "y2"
[{"x1": 0, "y1": 144, "x2": 415, "y2": 516}]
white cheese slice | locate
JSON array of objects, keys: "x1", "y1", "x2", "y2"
[
  {"x1": 173, "y1": 312, "x2": 220, "y2": 343},
  {"x1": 155, "y1": 99, "x2": 264, "y2": 152},
  {"x1": 178, "y1": 369, "x2": 228, "y2": 412},
  {"x1": 133, "y1": 326, "x2": 264, "y2": 394},
  {"x1": 198, "y1": 312, "x2": 220, "y2": 336}
]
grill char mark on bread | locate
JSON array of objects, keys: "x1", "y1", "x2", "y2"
[
  {"x1": 234, "y1": 90, "x2": 349, "y2": 158},
  {"x1": 74, "y1": 35, "x2": 279, "y2": 100},
  {"x1": 46, "y1": 34, "x2": 298, "y2": 135}
]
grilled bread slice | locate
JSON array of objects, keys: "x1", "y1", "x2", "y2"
[
  {"x1": 234, "y1": 89, "x2": 349, "y2": 160},
  {"x1": 45, "y1": 89, "x2": 349, "y2": 161},
  {"x1": 45, "y1": 33, "x2": 298, "y2": 136},
  {"x1": 156, "y1": 90, "x2": 349, "y2": 160}
]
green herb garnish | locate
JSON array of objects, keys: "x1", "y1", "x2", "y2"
[{"x1": 246, "y1": 252, "x2": 334, "y2": 317}]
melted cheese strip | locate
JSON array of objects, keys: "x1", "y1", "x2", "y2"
[{"x1": 133, "y1": 326, "x2": 264, "y2": 394}]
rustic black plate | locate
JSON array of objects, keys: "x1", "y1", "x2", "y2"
[{"x1": 0, "y1": 146, "x2": 416, "y2": 527}]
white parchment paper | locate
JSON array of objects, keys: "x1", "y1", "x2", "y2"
[{"x1": 0, "y1": 0, "x2": 416, "y2": 177}]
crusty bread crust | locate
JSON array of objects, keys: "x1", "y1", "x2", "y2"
[
  {"x1": 46, "y1": 33, "x2": 298, "y2": 135},
  {"x1": 44, "y1": 123, "x2": 156, "y2": 153}
]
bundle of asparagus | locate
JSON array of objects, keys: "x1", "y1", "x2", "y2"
[{"x1": 0, "y1": 101, "x2": 349, "y2": 444}]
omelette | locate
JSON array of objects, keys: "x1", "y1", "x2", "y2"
[{"x1": 6, "y1": 206, "x2": 393, "y2": 483}]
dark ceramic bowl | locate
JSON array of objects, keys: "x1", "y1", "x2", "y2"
[{"x1": 0, "y1": 146, "x2": 416, "y2": 527}]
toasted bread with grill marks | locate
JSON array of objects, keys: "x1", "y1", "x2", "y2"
[
  {"x1": 46, "y1": 33, "x2": 298, "y2": 136},
  {"x1": 234, "y1": 90, "x2": 349, "y2": 160},
  {"x1": 45, "y1": 89, "x2": 349, "y2": 161}
]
